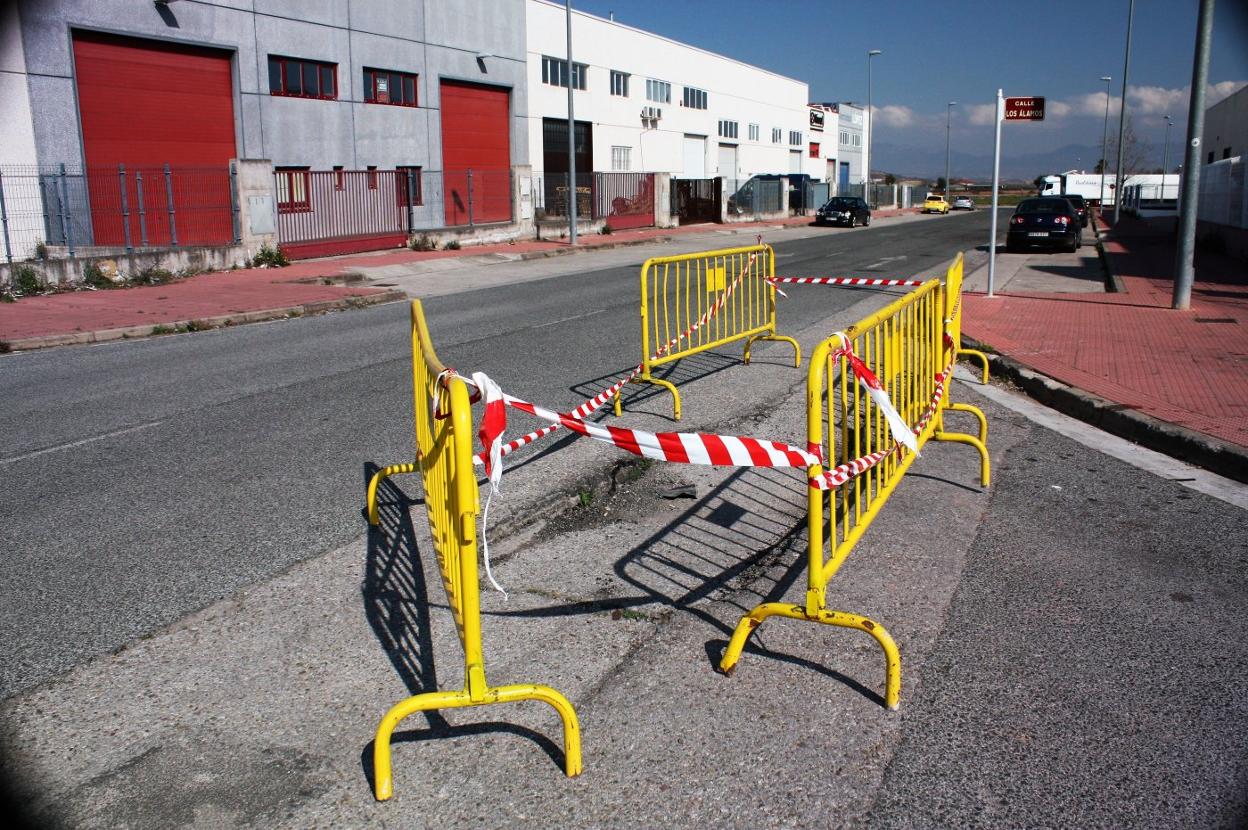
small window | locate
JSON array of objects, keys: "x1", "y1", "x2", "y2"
[
  {"x1": 809, "y1": 142, "x2": 820, "y2": 158},
  {"x1": 268, "y1": 55, "x2": 337, "y2": 100},
  {"x1": 367, "y1": 165, "x2": 377, "y2": 190},
  {"x1": 275, "y1": 166, "x2": 311, "y2": 213},
  {"x1": 645, "y1": 79, "x2": 671, "y2": 104},
  {"x1": 789, "y1": 130, "x2": 802, "y2": 146},
  {"x1": 333, "y1": 165, "x2": 344, "y2": 191},
  {"x1": 364, "y1": 67, "x2": 419, "y2": 106},
  {"x1": 682, "y1": 86, "x2": 707, "y2": 109},
  {"x1": 718, "y1": 120, "x2": 738, "y2": 139},
  {"x1": 748, "y1": 124, "x2": 760, "y2": 142},
  {"x1": 396, "y1": 166, "x2": 423, "y2": 206},
  {"x1": 771, "y1": 127, "x2": 782, "y2": 144},
  {"x1": 542, "y1": 55, "x2": 587, "y2": 90},
  {"x1": 610, "y1": 70, "x2": 629, "y2": 97},
  {"x1": 611, "y1": 145, "x2": 631, "y2": 171},
  {"x1": 852, "y1": 134, "x2": 861, "y2": 147}
]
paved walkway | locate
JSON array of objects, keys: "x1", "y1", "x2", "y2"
[{"x1": 962, "y1": 212, "x2": 1248, "y2": 452}]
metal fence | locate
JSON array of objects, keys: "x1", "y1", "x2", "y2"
[
  {"x1": 724, "y1": 177, "x2": 783, "y2": 218},
  {"x1": 1198, "y1": 156, "x2": 1247, "y2": 230},
  {"x1": 532, "y1": 172, "x2": 656, "y2": 229},
  {"x1": 0, "y1": 163, "x2": 236, "y2": 262}
]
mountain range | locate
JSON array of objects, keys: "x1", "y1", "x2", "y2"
[{"x1": 873, "y1": 141, "x2": 1107, "y2": 183}]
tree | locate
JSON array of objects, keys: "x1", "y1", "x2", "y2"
[
  {"x1": 884, "y1": 173, "x2": 897, "y2": 186},
  {"x1": 1107, "y1": 113, "x2": 1152, "y2": 176},
  {"x1": 1033, "y1": 175, "x2": 1047, "y2": 190},
  {"x1": 935, "y1": 176, "x2": 947, "y2": 191}
]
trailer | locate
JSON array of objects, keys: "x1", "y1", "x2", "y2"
[{"x1": 1039, "y1": 173, "x2": 1117, "y2": 205}]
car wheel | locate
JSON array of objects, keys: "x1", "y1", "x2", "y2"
[
  {"x1": 864, "y1": 214, "x2": 871, "y2": 226},
  {"x1": 848, "y1": 215, "x2": 856, "y2": 228}
]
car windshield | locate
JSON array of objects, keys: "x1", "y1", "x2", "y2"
[
  {"x1": 927, "y1": 195, "x2": 943, "y2": 201},
  {"x1": 823, "y1": 198, "x2": 854, "y2": 209},
  {"x1": 1017, "y1": 199, "x2": 1070, "y2": 214},
  {"x1": 1066, "y1": 196, "x2": 1086, "y2": 206}
]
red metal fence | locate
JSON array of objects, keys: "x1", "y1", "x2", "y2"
[
  {"x1": 275, "y1": 169, "x2": 416, "y2": 259},
  {"x1": 596, "y1": 172, "x2": 655, "y2": 229}
]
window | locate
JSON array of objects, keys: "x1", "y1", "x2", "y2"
[
  {"x1": 610, "y1": 70, "x2": 629, "y2": 97},
  {"x1": 275, "y1": 167, "x2": 311, "y2": 213},
  {"x1": 682, "y1": 86, "x2": 707, "y2": 109},
  {"x1": 809, "y1": 142, "x2": 820, "y2": 158},
  {"x1": 852, "y1": 133, "x2": 861, "y2": 147},
  {"x1": 611, "y1": 146, "x2": 632, "y2": 171},
  {"x1": 789, "y1": 130, "x2": 802, "y2": 146},
  {"x1": 333, "y1": 165, "x2": 344, "y2": 191},
  {"x1": 646, "y1": 79, "x2": 671, "y2": 104},
  {"x1": 367, "y1": 165, "x2": 377, "y2": 190},
  {"x1": 363, "y1": 68, "x2": 418, "y2": 106},
  {"x1": 840, "y1": 130, "x2": 849, "y2": 145},
  {"x1": 771, "y1": 127, "x2": 782, "y2": 144},
  {"x1": 542, "y1": 55, "x2": 587, "y2": 90},
  {"x1": 396, "y1": 166, "x2": 423, "y2": 206},
  {"x1": 268, "y1": 56, "x2": 337, "y2": 100},
  {"x1": 748, "y1": 124, "x2": 760, "y2": 142},
  {"x1": 718, "y1": 120, "x2": 738, "y2": 139}
]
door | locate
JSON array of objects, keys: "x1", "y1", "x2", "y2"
[
  {"x1": 839, "y1": 162, "x2": 850, "y2": 191},
  {"x1": 717, "y1": 143, "x2": 738, "y2": 183},
  {"x1": 789, "y1": 150, "x2": 802, "y2": 174},
  {"x1": 440, "y1": 80, "x2": 511, "y2": 225},
  {"x1": 682, "y1": 135, "x2": 706, "y2": 179}
]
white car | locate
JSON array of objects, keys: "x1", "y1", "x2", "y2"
[{"x1": 952, "y1": 196, "x2": 975, "y2": 211}]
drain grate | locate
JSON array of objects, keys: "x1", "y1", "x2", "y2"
[{"x1": 1194, "y1": 317, "x2": 1236, "y2": 323}]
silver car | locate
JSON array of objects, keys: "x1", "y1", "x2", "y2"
[{"x1": 952, "y1": 196, "x2": 975, "y2": 211}]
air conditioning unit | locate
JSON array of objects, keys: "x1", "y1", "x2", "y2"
[{"x1": 641, "y1": 106, "x2": 662, "y2": 122}]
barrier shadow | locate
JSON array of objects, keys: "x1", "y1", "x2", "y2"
[{"x1": 569, "y1": 350, "x2": 744, "y2": 418}]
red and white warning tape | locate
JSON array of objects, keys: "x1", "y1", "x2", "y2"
[{"x1": 769, "y1": 276, "x2": 926, "y2": 287}]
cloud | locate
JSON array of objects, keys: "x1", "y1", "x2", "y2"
[
  {"x1": 874, "y1": 104, "x2": 919, "y2": 128},
  {"x1": 965, "y1": 103, "x2": 996, "y2": 126}
]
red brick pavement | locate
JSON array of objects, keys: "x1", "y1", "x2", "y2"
[{"x1": 963, "y1": 213, "x2": 1248, "y2": 449}]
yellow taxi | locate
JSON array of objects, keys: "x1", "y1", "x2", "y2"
[{"x1": 922, "y1": 194, "x2": 950, "y2": 214}]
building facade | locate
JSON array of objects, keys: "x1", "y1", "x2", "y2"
[{"x1": 525, "y1": 0, "x2": 813, "y2": 188}]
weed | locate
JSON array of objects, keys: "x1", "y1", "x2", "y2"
[
  {"x1": 34, "y1": 241, "x2": 48, "y2": 261},
  {"x1": 0, "y1": 292, "x2": 14, "y2": 304},
  {"x1": 83, "y1": 262, "x2": 112, "y2": 289},
  {"x1": 184, "y1": 319, "x2": 210, "y2": 332},
  {"x1": 286, "y1": 308, "x2": 303, "y2": 318},
  {"x1": 13, "y1": 265, "x2": 42, "y2": 295},
  {"x1": 0, "y1": 340, "x2": 9, "y2": 353},
  {"x1": 577, "y1": 488, "x2": 594, "y2": 508},
  {"x1": 410, "y1": 234, "x2": 438, "y2": 252},
  {"x1": 252, "y1": 243, "x2": 289, "y2": 268},
  {"x1": 610, "y1": 608, "x2": 648, "y2": 622},
  {"x1": 150, "y1": 324, "x2": 175, "y2": 335},
  {"x1": 600, "y1": 223, "x2": 613, "y2": 235},
  {"x1": 445, "y1": 239, "x2": 462, "y2": 250},
  {"x1": 131, "y1": 267, "x2": 174, "y2": 286}
]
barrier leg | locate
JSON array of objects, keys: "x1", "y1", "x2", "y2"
[
  {"x1": 933, "y1": 420, "x2": 991, "y2": 487},
  {"x1": 366, "y1": 462, "x2": 419, "y2": 525},
  {"x1": 373, "y1": 682, "x2": 582, "y2": 801},
  {"x1": 743, "y1": 334, "x2": 801, "y2": 368},
  {"x1": 719, "y1": 601, "x2": 900, "y2": 710},
  {"x1": 958, "y1": 348, "x2": 990, "y2": 384},
  {"x1": 948, "y1": 401, "x2": 989, "y2": 446},
  {"x1": 617, "y1": 374, "x2": 682, "y2": 420}
]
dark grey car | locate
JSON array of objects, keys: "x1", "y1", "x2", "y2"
[{"x1": 815, "y1": 196, "x2": 871, "y2": 227}]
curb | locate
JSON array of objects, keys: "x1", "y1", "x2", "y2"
[
  {"x1": 962, "y1": 336, "x2": 1248, "y2": 485},
  {"x1": 1, "y1": 289, "x2": 407, "y2": 353},
  {"x1": 1092, "y1": 215, "x2": 1126, "y2": 293},
  {"x1": 518, "y1": 235, "x2": 674, "y2": 260}
]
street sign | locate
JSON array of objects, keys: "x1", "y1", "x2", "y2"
[{"x1": 1004, "y1": 97, "x2": 1045, "y2": 121}]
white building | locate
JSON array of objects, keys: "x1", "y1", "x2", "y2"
[
  {"x1": 808, "y1": 102, "x2": 864, "y2": 192},
  {"x1": 525, "y1": 0, "x2": 814, "y2": 187}
]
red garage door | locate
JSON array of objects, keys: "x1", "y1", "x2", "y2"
[
  {"x1": 439, "y1": 81, "x2": 511, "y2": 225},
  {"x1": 72, "y1": 31, "x2": 236, "y2": 246}
]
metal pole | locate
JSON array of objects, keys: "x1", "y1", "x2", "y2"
[
  {"x1": 164, "y1": 163, "x2": 178, "y2": 246},
  {"x1": 136, "y1": 171, "x2": 149, "y2": 247},
  {"x1": 866, "y1": 49, "x2": 881, "y2": 192},
  {"x1": 406, "y1": 167, "x2": 417, "y2": 232},
  {"x1": 1173, "y1": 0, "x2": 1215, "y2": 311},
  {"x1": 944, "y1": 101, "x2": 956, "y2": 201},
  {"x1": 1112, "y1": 0, "x2": 1135, "y2": 224},
  {"x1": 1098, "y1": 75, "x2": 1112, "y2": 214},
  {"x1": 0, "y1": 170, "x2": 11, "y2": 264},
  {"x1": 467, "y1": 168, "x2": 475, "y2": 228},
  {"x1": 987, "y1": 89, "x2": 1004, "y2": 298},
  {"x1": 58, "y1": 163, "x2": 74, "y2": 257},
  {"x1": 1162, "y1": 115, "x2": 1172, "y2": 178},
  {"x1": 565, "y1": 0, "x2": 577, "y2": 245},
  {"x1": 230, "y1": 161, "x2": 242, "y2": 243},
  {"x1": 119, "y1": 164, "x2": 133, "y2": 254}
]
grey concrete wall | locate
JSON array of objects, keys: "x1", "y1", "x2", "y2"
[{"x1": 15, "y1": 0, "x2": 528, "y2": 176}]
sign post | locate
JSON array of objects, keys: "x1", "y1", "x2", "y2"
[{"x1": 988, "y1": 94, "x2": 1046, "y2": 297}]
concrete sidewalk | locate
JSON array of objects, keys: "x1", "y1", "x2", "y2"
[
  {"x1": 961, "y1": 212, "x2": 1248, "y2": 481},
  {"x1": 0, "y1": 210, "x2": 914, "y2": 352}
]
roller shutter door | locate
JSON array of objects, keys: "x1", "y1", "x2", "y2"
[{"x1": 439, "y1": 81, "x2": 511, "y2": 225}]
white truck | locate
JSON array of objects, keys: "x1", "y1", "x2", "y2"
[{"x1": 1038, "y1": 173, "x2": 1117, "y2": 205}]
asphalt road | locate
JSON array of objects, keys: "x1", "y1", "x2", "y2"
[{"x1": 0, "y1": 211, "x2": 995, "y2": 699}]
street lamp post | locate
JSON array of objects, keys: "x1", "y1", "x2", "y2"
[
  {"x1": 1098, "y1": 76, "x2": 1112, "y2": 214},
  {"x1": 866, "y1": 49, "x2": 882, "y2": 203},
  {"x1": 565, "y1": 0, "x2": 577, "y2": 245},
  {"x1": 1162, "y1": 114, "x2": 1173, "y2": 176},
  {"x1": 1113, "y1": 0, "x2": 1135, "y2": 224},
  {"x1": 944, "y1": 101, "x2": 956, "y2": 202}
]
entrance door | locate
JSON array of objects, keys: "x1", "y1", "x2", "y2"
[
  {"x1": 440, "y1": 80, "x2": 511, "y2": 225},
  {"x1": 682, "y1": 135, "x2": 706, "y2": 179},
  {"x1": 839, "y1": 162, "x2": 850, "y2": 191},
  {"x1": 789, "y1": 149, "x2": 802, "y2": 174},
  {"x1": 717, "y1": 143, "x2": 738, "y2": 181}
]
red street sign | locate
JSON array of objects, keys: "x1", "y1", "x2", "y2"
[{"x1": 1004, "y1": 97, "x2": 1045, "y2": 121}]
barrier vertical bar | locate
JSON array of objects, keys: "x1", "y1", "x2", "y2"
[
  {"x1": 136, "y1": 171, "x2": 149, "y2": 247},
  {"x1": 0, "y1": 169, "x2": 12, "y2": 264},
  {"x1": 164, "y1": 163, "x2": 178, "y2": 247},
  {"x1": 119, "y1": 165, "x2": 133, "y2": 254},
  {"x1": 58, "y1": 164, "x2": 74, "y2": 257}
]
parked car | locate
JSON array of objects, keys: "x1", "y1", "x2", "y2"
[
  {"x1": 952, "y1": 196, "x2": 975, "y2": 211},
  {"x1": 1006, "y1": 197, "x2": 1083, "y2": 252},
  {"x1": 814, "y1": 196, "x2": 871, "y2": 227},
  {"x1": 1062, "y1": 193, "x2": 1089, "y2": 227},
  {"x1": 922, "y1": 194, "x2": 950, "y2": 214}
]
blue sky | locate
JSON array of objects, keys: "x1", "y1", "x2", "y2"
[{"x1": 571, "y1": 0, "x2": 1248, "y2": 172}]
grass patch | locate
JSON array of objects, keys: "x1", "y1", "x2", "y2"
[
  {"x1": 445, "y1": 239, "x2": 462, "y2": 250},
  {"x1": 131, "y1": 267, "x2": 174, "y2": 286},
  {"x1": 576, "y1": 488, "x2": 594, "y2": 508},
  {"x1": 409, "y1": 234, "x2": 438, "y2": 252},
  {"x1": 83, "y1": 262, "x2": 113, "y2": 289},
  {"x1": 13, "y1": 265, "x2": 43, "y2": 295},
  {"x1": 150, "y1": 324, "x2": 175, "y2": 336},
  {"x1": 252, "y1": 243, "x2": 289, "y2": 268}
]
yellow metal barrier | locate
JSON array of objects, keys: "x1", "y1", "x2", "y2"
[
  {"x1": 720, "y1": 256, "x2": 990, "y2": 708},
  {"x1": 615, "y1": 243, "x2": 799, "y2": 420},
  {"x1": 940, "y1": 254, "x2": 991, "y2": 464},
  {"x1": 365, "y1": 301, "x2": 581, "y2": 801}
]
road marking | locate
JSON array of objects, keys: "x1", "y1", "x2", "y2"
[
  {"x1": 864, "y1": 255, "x2": 907, "y2": 270},
  {"x1": 0, "y1": 420, "x2": 164, "y2": 466},
  {"x1": 530, "y1": 309, "x2": 606, "y2": 330}
]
